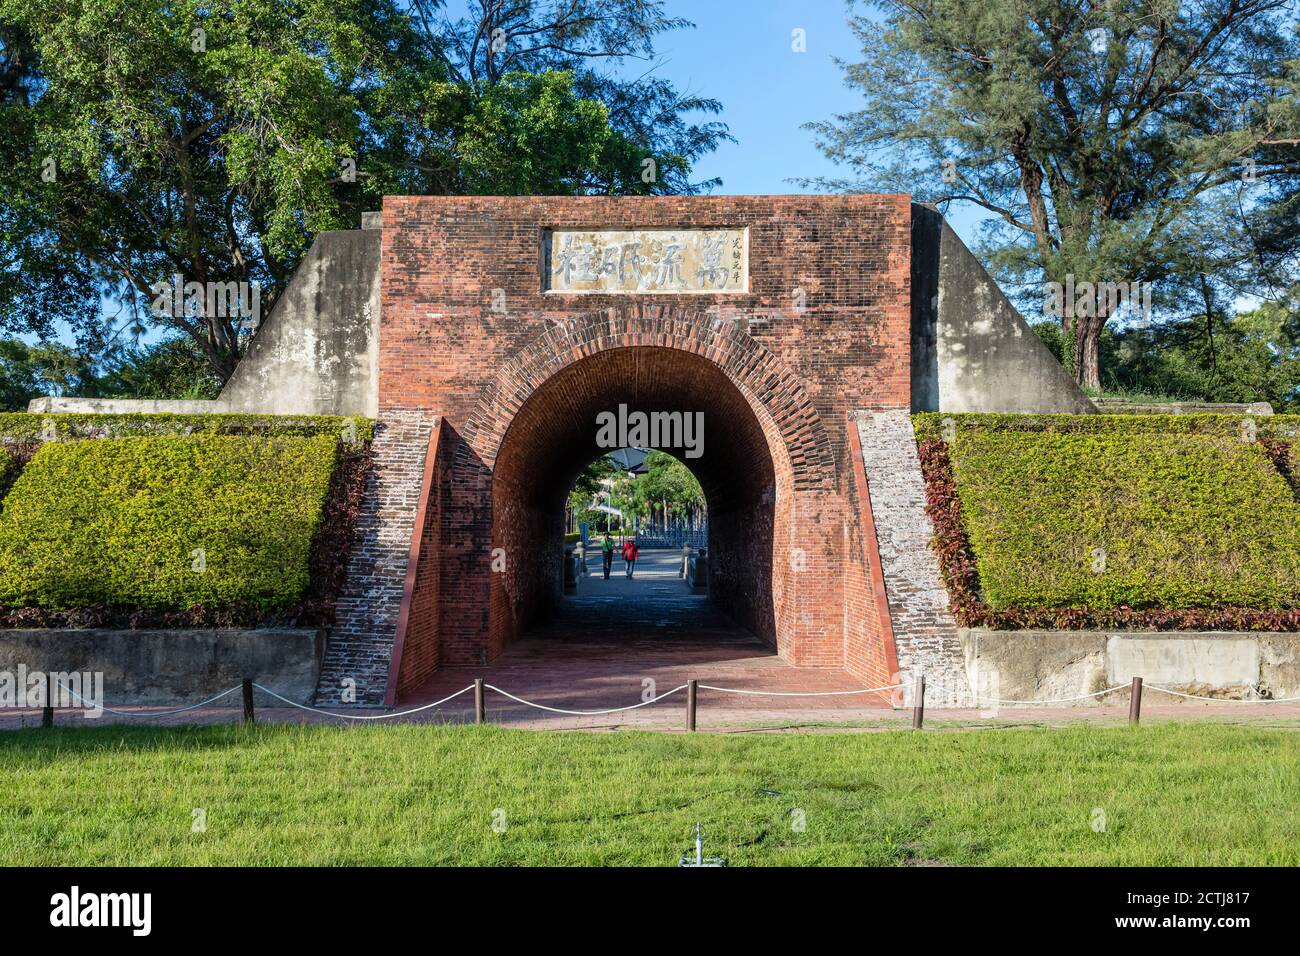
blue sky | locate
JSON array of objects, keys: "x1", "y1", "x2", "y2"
[{"x1": 645, "y1": 0, "x2": 992, "y2": 244}]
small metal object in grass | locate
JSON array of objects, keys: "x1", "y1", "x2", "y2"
[{"x1": 678, "y1": 823, "x2": 726, "y2": 867}]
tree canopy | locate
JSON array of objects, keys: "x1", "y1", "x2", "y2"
[
  {"x1": 807, "y1": 0, "x2": 1300, "y2": 388},
  {"x1": 566, "y1": 449, "x2": 705, "y2": 533},
  {"x1": 0, "y1": 0, "x2": 729, "y2": 383}
]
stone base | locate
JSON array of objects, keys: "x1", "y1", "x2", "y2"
[
  {"x1": 0, "y1": 628, "x2": 324, "y2": 706},
  {"x1": 960, "y1": 629, "x2": 1300, "y2": 706}
]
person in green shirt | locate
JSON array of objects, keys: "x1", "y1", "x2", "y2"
[{"x1": 600, "y1": 532, "x2": 614, "y2": 579}]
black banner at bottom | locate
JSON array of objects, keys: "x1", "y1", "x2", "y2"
[{"x1": 0, "y1": 866, "x2": 1280, "y2": 942}]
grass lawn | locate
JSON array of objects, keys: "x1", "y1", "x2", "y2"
[{"x1": 1, "y1": 722, "x2": 1296, "y2": 866}]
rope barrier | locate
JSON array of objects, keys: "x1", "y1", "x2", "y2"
[
  {"x1": 19, "y1": 677, "x2": 1300, "y2": 726},
  {"x1": 251, "y1": 683, "x2": 476, "y2": 720},
  {"x1": 53, "y1": 681, "x2": 243, "y2": 718},
  {"x1": 1145, "y1": 684, "x2": 1300, "y2": 704},
  {"x1": 484, "y1": 683, "x2": 688, "y2": 715},
  {"x1": 697, "y1": 682, "x2": 904, "y2": 697},
  {"x1": 970, "y1": 684, "x2": 1132, "y2": 706}
]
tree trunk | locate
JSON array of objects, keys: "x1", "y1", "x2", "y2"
[{"x1": 1074, "y1": 314, "x2": 1103, "y2": 391}]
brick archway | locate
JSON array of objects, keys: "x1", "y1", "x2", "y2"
[
  {"x1": 461, "y1": 304, "x2": 836, "y2": 489},
  {"x1": 457, "y1": 305, "x2": 843, "y2": 665},
  {"x1": 331, "y1": 196, "x2": 924, "y2": 705}
]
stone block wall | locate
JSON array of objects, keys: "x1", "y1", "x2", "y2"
[
  {"x1": 316, "y1": 410, "x2": 435, "y2": 705},
  {"x1": 855, "y1": 409, "x2": 969, "y2": 704}
]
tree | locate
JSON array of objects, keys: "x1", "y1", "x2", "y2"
[
  {"x1": 0, "y1": 0, "x2": 406, "y2": 381},
  {"x1": 403, "y1": 0, "x2": 730, "y2": 194},
  {"x1": 0, "y1": 334, "x2": 223, "y2": 409},
  {"x1": 96, "y1": 336, "x2": 223, "y2": 400},
  {"x1": 1032, "y1": 296, "x2": 1300, "y2": 411},
  {"x1": 0, "y1": 338, "x2": 97, "y2": 409},
  {"x1": 450, "y1": 70, "x2": 660, "y2": 194},
  {"x1": 1, "y1": 0, "x2": 730, "y2": 384},
  {"x1": 629, "y1": 449, "x2": 705, "y2": 531},
  {"x1": 566, "y1": 453, "x2": 618, "y2": 530},
  {"x1": 807, "y1": 0, "x2": 1300, "y2": 388}
]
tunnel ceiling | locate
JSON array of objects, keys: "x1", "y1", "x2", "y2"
[{"x1": 493, "y1": 347, "x2": 780, "y2": 512}]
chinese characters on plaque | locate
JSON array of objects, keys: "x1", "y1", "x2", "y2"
[{"x1": 544, "y1": 229, "x2": 748, "y2": 293}]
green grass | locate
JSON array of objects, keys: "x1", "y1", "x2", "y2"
[
  {"x1": 2, "y1": 722, "x2": 1298, "y2": 865},
  {"x1": 949, "y1": 430, "x2": 1300, "y2": 609}
]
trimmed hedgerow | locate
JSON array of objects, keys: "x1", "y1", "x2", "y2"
[
  {"x1": 0, "y1": 412, "x2": 374, "y2": 443},
  {"x1": 913, "y1": 413, "x2": 1300, "y2": 630},
  {"x1": 951, "y1": 431, "x2": 1299, "y2": 609},
  {"x1": 0, "y1": 434, "x2": 339, "y2": 614},
  {"x1": 914, "y1": 411, "x2": 1300, "y2": 442}
]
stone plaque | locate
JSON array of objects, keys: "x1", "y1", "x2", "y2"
[{"x1": 544, "y1": 228, "x2": 748, "y2": 294}]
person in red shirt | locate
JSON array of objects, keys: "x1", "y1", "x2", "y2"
[{"x1": 623, "y1": 537, "x2": 639, "y2": 579}]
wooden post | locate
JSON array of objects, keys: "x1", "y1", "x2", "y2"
[
  {"x1": 242, "y1": 678, "x2": 255, "y2": 724},
  {"x1": 474, "y1": 678, "x2": 485, "y2": 725},
  {"x1": 1129, "y1": 676, "x2": 1143, "y2": 726},
  {"x1": 40, "y1": 673, "x2": 54, "y2": 727},
  {"x1": 687, "y1": 679, "x2": 698, "y2": 732},
  {"x1": 911, "y1": 675, "x2": 925, "y2": 730}
]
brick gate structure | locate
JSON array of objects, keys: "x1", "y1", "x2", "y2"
[
  {"x1": 34, "y1": 194, "x2": 1086, "y2": 706},
  {"x1": 357, "y1": 195, "x2": 916, "y2": 706}
]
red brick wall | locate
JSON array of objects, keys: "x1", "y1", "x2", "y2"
[
  {"x1": 378, "y1": 196, "x2": 912, "y2": 685},
  {"x1": 842, "y1": 413, "x2": 901, "y2": 694},
  {"x1": 392, "y1": 418, "x2": 449, "y2": 700}
]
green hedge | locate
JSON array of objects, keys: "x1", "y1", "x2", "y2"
[
  {"x1": 0, "y1": 412, "x2": 373, "y2": 443},
  {"x1": 944, "y1": 427, "x2": 1300, "y2": 610},
  {"x1": 914, "y1": 411, "x2": 1300, "y2": 442},
  {"x1": 0, "y1": 434, "x2": 339, "y2": 612},
  {"x1": 0, "y1": 446, "x2": 17, "y2": 487}
]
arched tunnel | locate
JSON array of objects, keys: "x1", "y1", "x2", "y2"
[{"x1": 488, "y1": 345, "x2": 796, "y2": 655}]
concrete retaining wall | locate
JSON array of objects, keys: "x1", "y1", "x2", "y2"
[
  {"x1": 27, "y1": 397, "x2": 224, "y2": 415},
  {"x1": 218, "y1": 228, "x2": 380, "y2": 416},
  {"x1": 0, "y1": 628, "x2": 323, "y2": 706},
  {"x1": 910, "y1": 204, "x2": 1096, "y2": 415},
  {"x1": 1093, "y1": 398, "x2": 1275, "y2": 415},
  {"x1": 961, "y1": 629, "x2": 1300, "y2": 705},
  {"x1": 28, "y1": 225, "x2": 381, "y2": 419}
]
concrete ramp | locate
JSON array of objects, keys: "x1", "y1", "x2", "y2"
[
  {"x1": 219, "y1": 228, "x2": 381, "y2": 416},
  {"x1": 910, "y1": 204, "x2": 1095, "y2": 414}
]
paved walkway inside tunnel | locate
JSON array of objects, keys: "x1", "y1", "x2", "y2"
[{"x1": 405, "y1": 547, "x2": 885, "y2": 726}]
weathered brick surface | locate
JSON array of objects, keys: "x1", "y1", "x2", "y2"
[
  {"x1": 855, "y1": 410, "x2": 970, "y2": 705},
  {"x1": 842, "y1": 415, "x2": 901, "y2": 690},
  {"x1": 316, "y1": 410, "x2": 435, "y2": 705},
  {"x1": 391, "y1": 418, "x2": 449, "y2": 700},
  {"x1": 471, "y1": 315, "x2": 817, "y2": 662},
  {"x1": 372, "y1": 196, "x2": 915, "y2": 696}
]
